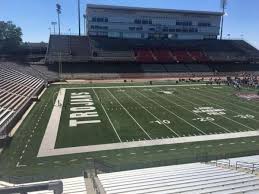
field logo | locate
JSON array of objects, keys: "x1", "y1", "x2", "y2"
[
  {"x1": 150, "y1": 120, "x2": 171, "y2": 125},
  {"x1": 69, "y1": 92, "x2": 101, "y2": 127},
  {"x1": 234, "y1": 114, "x2": 255, "y2": 119},
  {"x1": 193, "y1": 117, "x2": 215, "y2": 122},
  {"x1": 193, "y1": 107, "x2": 226, "y2": 115},
  {"x1": 159, "y1": 90, "x2": 173, "y2": 95}
]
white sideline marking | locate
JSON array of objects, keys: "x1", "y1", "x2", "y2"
[
  {"x1": 66, "y1": 84, "x2": 209, "y2": 90},
  {"x1": 106, "y1": 88, "x2": 152, "y2": 140},
  {"x1": 123, "y1": 91, "x2": 180, "y2": 137},
  {"x1": 38, "y1": 88, "x2": 66, "y2": 154},
  {"x1": 92, "y1": 88, "x2": 122, "y2": 142},
  {"x1": 38, "y1": 131, "x2": 259, "y2": 157}
]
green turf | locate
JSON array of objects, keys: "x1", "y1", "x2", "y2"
[
  {"x1": 0, "y1": 82, "x2": 259, "y2": 183},
  {"x1": 55, "y1": 84, "x2": 259, "y2": 148}
]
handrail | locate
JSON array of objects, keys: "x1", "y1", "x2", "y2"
[
  {"x1": 0, "y1": 181, "x2": 63, "y2": 194},
  {"x1": 236, "y1": 161, "x2": 259, "y2": 174}
]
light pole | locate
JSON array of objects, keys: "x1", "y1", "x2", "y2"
[
  {"x1": 78, "y1": 0, "x2": 81, "y2": 36},
  {"x1": 51, "y1": 22, "x2": 57, "y2": 35},
  {"x1": 56, "y1": 3, "x2": 62, "y2": 35},
  {"x1": 220, "y1": 0, "x2": 228, "y2": 40},
  {"x1": 83, "y1": 14, "x2": 87, "y2": 35}
]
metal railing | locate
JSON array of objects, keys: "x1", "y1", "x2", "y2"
[
  {"x1": 236, "y1": 161, "x2": 259, "y2": 174},
  {"x1": 0, "y1": 181, "x2": 63, "y2": 194}
]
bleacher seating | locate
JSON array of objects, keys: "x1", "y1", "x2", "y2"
[
  {"x1": 135, "y1": 49, "x2": 156, "y2": 63},
  {"x1": 163, "y1": 64, "x2": 190, "y2": 73},
  {"x1": 140, "y1": 64, "x2": 167, "y2": 73},
  {"x1": 45, "y1": 35, "x2": 259, "y2": 64},
  {"x1": 189, "y1": 51, "x2": 209, "y2": 62},
  {"x1": 152, "y1": 49, "x2": 175, "y2": 63},
  {"x1": 46, "y1": 35, "x2": 91, "y2": 63},
  {"x1": 0, "y1": 63, "x2": 44, "y2": 138},
  {"x1": 171, "y1": 51, "x2": 194, "y2": 62},
  {"x1": 98, "y1": 163, "x2": 259, "y2": 194},
  {"x1": 94, "y1": 51, "x2": 136, "y2": 61},
  {"x1": 186, "y1": 64, "x2": 212, "y2": 72}
]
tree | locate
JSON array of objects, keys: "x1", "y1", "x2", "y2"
[{"x1": 0, "y1": 21, "x2": 23, "y2": 54}]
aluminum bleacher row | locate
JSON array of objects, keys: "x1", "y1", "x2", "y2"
[
  {"x1": 135, "y1": 49, "x2": 209, "y2": 63},
  {"x1": 45, "y1": 35, "x2": 259, "y2": 64},
  {"x1": 97, "y1": 163, "x2": 259, "y2": 194},
  {"x1": 0, "y1": 64, "x2": 45, "y2": 139}
]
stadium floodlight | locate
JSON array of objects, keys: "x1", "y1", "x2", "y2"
[
  {"x1": 83, "y1": 14, "x2": 87, "y2": 35},
  {"x1": 220, "y1": 0, "x2": 228, "y2": 40},
  {"x1": 78, "y1": 0, "x2": 81, "y2": 36},
  {"x1": 56, "y1": 3, "x2": 62, "y2": 35},
  {"x1": 51, "y1": 22, "x2": 57, "y2": 35}
]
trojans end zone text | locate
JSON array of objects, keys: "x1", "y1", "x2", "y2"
[{"x1": 69, "y1": 92, "x2": 101, "y2": 127}]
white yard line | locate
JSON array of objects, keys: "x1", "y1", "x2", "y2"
[
  {"x1": 123, "y1": 91, "x2": 180, "y2": 137},
  {"x1": 207, "y1": 87, "x2": 259, "y2": 110},
  {"x1": 92, "y1": 88, "x2": 122, "y2": 142},
  {"x1": 106, "y1": 88, "x2": 152, "y2": 140},
  {"x1": 195, "y1": 88, "x2": 259, "y2": 118},
  {"x1": 38, "y1": 130, "x2": 259, "y2": 157},
  {"x1": 100, "y1": 104, "x2": 122, "y2": 142},
  {"x1": 154, "y1": 88, "x2": 232, "y2": 133},
  {"x1": 92, "y1": 88, "x2": 100, "y2": 101},
  {"x1": 181, "y1": 88, "x2": 257, "y2": 131},
  {"x1": 135, "y1": 89, "x2": 206, "y2": 135}
]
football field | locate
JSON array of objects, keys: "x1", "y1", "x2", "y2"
[
  {"x1": 1, "y1": 82, "x2": 259, "y2": 181},
  {"x1": 38, "y1": 84, "x2": 259, "y2": 157}
]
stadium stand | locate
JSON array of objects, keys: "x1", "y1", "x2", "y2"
[
  {"x1": 135, "y1": 49, "x2": 156, "y2": 63},
  {"x1": 97, "y1": 163, "x2": 259, "y2": 194},
  {"x1": 171, "y1": 51, "x2": 194, "y2": 63},
  {"x1": 46, "y1": 35, "x2": 91, "y2": 63},
  {"x1": 0, "y1": 63, "x2": 45, "y2": 140},
  {"x1": 152, "y1": 49, "x2": 175, "y2": 63},
  {"x1": 45, "y1": 35, "x2": 259, "y2": 65},
  {"x1": 163, "y1": 64, "x2": 191, "y2": 73}
]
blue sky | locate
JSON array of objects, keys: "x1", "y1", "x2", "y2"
[{"x1": 1, "y1": 0, "x2": 259, "y2": 48}]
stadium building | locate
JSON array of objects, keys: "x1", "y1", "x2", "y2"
[{"x1": 87, "y1": 4, "x2": 222, "y2": 40}]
